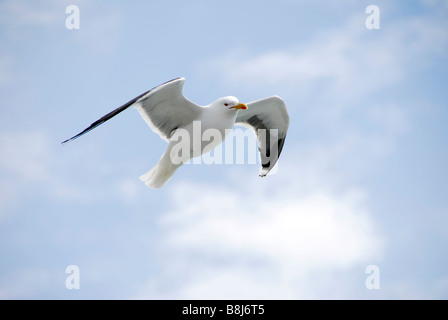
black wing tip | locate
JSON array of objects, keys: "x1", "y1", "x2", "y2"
[
  {"x1": 258, "y1": 135, "x2": 287, "y2": 176},
  {"x1": 61, "y1": 78, "x2": 185, "y2": 146},
  {"x1": 60, "y1": 133, "x2": 83, "y2": 145},
  {"x1": 60, "y1": 121, "x2": 105, "y2": 145},
  {"x1": 61, "y1": 135, "x2": 79, "y2": 145}
]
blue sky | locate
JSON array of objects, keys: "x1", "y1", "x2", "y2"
[{"x1": 0, "y1": 0, "x2": 447, "y2": 299}]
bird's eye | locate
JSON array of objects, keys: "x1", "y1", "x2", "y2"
[{"x1": 224, "y1": 103, "x2": 229, "y2": 106}]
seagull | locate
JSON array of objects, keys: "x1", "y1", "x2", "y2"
[{"x1": 62, "y1": 78, "x2": 289, "y2": 188}]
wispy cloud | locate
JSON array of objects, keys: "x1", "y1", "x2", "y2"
[
  {"x1": 0, "y1": 55, "x2": 16, "y2": 86},
  {"x1": 0, "y1": 0, "x2": 60, "y2": 29},
  {"x1": 0, "y1": 0, "x2": 123, "y2": 54},
  {"x1": 200, "y1": 13, "x2": 448, "y2": 104},
  {"x1": 419, "y1": 0, "x2": 448, "y2": 10},
  {"x1": 0, "y1": 132, "x2": 51, "y2": 181},
  {"x1": 0, "y1": 130, "x2": 144, "y2": 218},
  {"x1": 134, "y1": 175, "x2": 384, "y2": 299}
]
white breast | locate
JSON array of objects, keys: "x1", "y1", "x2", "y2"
[{"x1": 169, "y1": 108, "x2": 237, "y2": 159}]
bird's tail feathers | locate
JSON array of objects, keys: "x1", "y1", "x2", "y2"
[{"x1": 139, "y1": 156, "x2": 180, "y2": 189}]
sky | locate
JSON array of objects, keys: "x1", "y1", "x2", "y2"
[{"x1": 0, "y1": 0, "x2": 447, "y2": 299}]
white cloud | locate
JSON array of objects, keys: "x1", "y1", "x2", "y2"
[
  {"x1": 115, "y1": 179, "x2": 143, "y2": 203},
  {"x1": 70, "y1": 5, "x2": 123, "y2": 55},
  {"x1": 0, "y1": 55, "x2": 16, "y2": 86},
  {"x1": 0, "y1": 0, "x2": 123, "y2": 54},
  {"x1": 368, "y1": 103, "x2": 409, "y2": 134},
  {"x1": 200, "y1": 13, "x2": 448, "y2": 106},
  {"x1": 0, "y1": 0, "x2": 61, "y2": 30},
  {"x1": 0, "y1": 132, "x2": 51, "y2": 181},
  {"x1": 0, "y1": 180, "x2": 18, "y2": 222},
  {"x1": 419, "y1": 0, "x2": 448, "y2": 10},
  {"x1": 0, "y1": 131, "x2": 143, "y2": 216},
  {"x1": 0, "y1": 132, "x2": 52, "y2": 220},
  {"x1": 134, "y1": 178, "x2": 384, "y2": 299},
  {"x1": 200, "y1": 23, "x2": 379, "y2": 100},
  {"x1": 0, "y1": 267, "x2": 56, "y2": 299}
]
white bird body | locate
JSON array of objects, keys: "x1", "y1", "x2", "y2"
[
  {"x1": 138, "y1": 97, "x2": 241, "y2": 188},
  {"x1": 62, "y1": 78, "x2": 289, "y2": 189}
]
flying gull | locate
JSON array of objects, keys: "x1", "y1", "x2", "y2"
[{"x1": 62, "y1": 78, "x2": 289, "y2": 188}]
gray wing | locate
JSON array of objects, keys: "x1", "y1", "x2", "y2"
[
  {"x1": 235, "y1": 96, "x2": 289, "y2": 177},
  {"x1": 62, "y1": 77, "x2": 202, "y2": 144}
]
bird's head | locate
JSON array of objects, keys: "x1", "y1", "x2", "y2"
[{"x1": 211, "y1": 96, "x2": 247, "y2": 112}]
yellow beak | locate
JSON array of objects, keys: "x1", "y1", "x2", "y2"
[{"x1": 230, "y1": 103, "x2": 247, "y2": 110}]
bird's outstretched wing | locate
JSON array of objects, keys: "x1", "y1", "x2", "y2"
[
  {"x1": 62, "y1": 77, "x2": 202, "y2": 144},
  {"x1": 235, "y1": 96, "x2": 289, "y2": 177}
]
